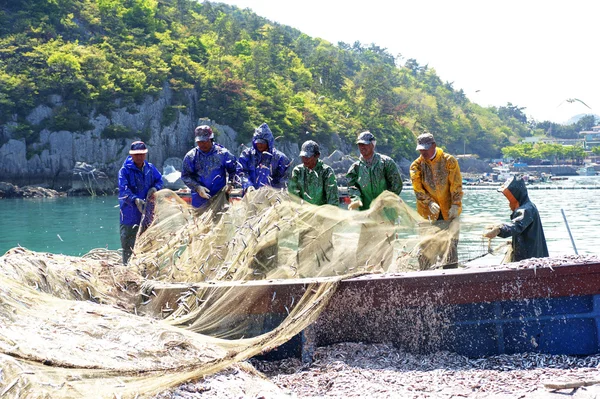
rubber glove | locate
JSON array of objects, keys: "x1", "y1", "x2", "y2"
[
  {"x1": 429, "y1": 202, "x2": 441, "y2": 215},
  {"x1": 196, "y1": 186, "x2": 211, "y2": 199},
  {"x1": 135, "y1": 198, "x2": 145, "y2": 213},
  {"x1": 483, "y1": 225, "x2": 502, "y2": 239},
  {"x1": 448, "y1": 204, "x2": 460, "y2": 220},
  {"x1": 348, "y1": 199, "x2": 362, "y2": 211}
]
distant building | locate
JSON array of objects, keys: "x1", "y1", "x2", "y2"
[
  {"x1": 579, "y1": 125, "x2": 600, "y2": 150},
  {"x1": 521, "y1": 136, "x2": 584, "y2": 146}
]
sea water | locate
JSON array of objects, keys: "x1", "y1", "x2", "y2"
[{"x1": 0, "y1": 177, "x2": 598, "y2": 258}]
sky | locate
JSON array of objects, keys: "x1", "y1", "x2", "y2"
[{"x1": 213, "y1": 0, "x2": 599, "y2": 124}]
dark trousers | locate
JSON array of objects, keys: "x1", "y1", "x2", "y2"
[{"x1": 120, "y1": 223, "x2": 139, "y2": 264}]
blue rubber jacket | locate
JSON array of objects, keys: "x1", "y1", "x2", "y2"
[
  {"x1": 238, "y1": 123, "x2": 291, "y2": 191},
  {"x1": 118, "y1": 156, "x2": 163, "y2": 226},
  {"x1": 181, "y1": 143, "x2": 238, "y2": 208}
]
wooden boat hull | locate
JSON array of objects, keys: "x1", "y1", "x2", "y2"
[{"x1": 141, "y1": 261, "x2": 600, "y2": 358}]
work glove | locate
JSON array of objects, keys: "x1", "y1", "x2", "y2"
[
  {"x1": 348, "y1": 199, "x2": 363, "y2": 211},
  {"x1": 429, "y1": 202, "x2": 441, "y2": 215},
  {"x1": 134, "y1": 198, "x2": 145, "y2": 213},
  {"x1": 483, "y1": 225, "x2": 502, "y2": 239},
  {"x1": 448, "y1": 204, "x2": 460, "y2": 220},
  {"x1": 146, "y1": 187, "x2": 157, "y2": 199},
  {"x1": 196, "y1": 186, "x2": 211, "y2": 199}
]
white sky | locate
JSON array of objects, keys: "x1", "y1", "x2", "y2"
[{"x1": 213, "y1": 0, "x2": 599, "y2": 124}]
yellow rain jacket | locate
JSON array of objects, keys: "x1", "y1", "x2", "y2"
[{"x1": 410, "y1": 147, "x2": 463, "y2": 220}]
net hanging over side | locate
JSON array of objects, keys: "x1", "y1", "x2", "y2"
[{"x1": 0, "y1": 187, "x2": 500, "y2": 397}]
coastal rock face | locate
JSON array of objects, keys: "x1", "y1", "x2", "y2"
[
  {"x1": 0, "y1": 181, "x2": 65, "y2": 198},
  {"x1": 0, "y1": 86, "x2": 426, "y2": 191}
]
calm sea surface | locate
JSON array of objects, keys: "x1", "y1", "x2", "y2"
[{"x1": 1, "y1": 176, "x2": 599, "y2": 258}]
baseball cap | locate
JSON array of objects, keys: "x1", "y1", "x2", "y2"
[
  {"x1": 416, "y1": 133, "x2": 435, "y2": 150},
  {"x1": 129, "y1": 141, "x2": 148, "y2": 155},
  {"x1": 194, "y1": 125, "x2": 214, "y2": 142},
  {"x1": 356, "y1": 131, "x2": 376, "y2": 144},
  {"x1": 299, "y1": 140, "x2": 320, "y2": 157}
]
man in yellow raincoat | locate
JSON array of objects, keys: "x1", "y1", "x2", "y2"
[{"x1": 410, "y1": 133, "x2": 463, "y2": 268}]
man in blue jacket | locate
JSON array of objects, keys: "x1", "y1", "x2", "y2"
[
  {"x1": 181, "y1": 125, "x2": 238, "y2": 209},
  {"x1": 238, "y1": 122, "x2": 291, "y2": 194},
  {"x1": 118, "y1": 141, "x2": 163, "y2": 264}
]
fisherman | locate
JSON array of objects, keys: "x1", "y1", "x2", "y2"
[
  {"x1": 288, "y1": 140, "x2": 339, "y2": 269},
  {"x1": 181, "y1": 125, "x2": 238, "y2": 209},
  {"x1": 346, "y1": 131, "x2": 403, "y2": 211},
  {"x1": 118, "y1": 141, "x2": 163, "y2": 264},
  {"x1": 483, "y1": 175, "x2": 549, "y2": 261},
  {"x1": 238, "y1": 122, "x2": 291, "y2": 193},
  {"x1": 410, "y1": 132, "x2": 463, "y2": 269},
  {"x1": 346, "y1": 131, "x2": 402, "y2": 269},
  {"x1": 288, "y1": 140, "x2": 338, "y2": 205}
]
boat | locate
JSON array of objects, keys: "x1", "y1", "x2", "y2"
[
  {"x1": 577, "y1": 165, "x2": 597, "y2": 176},
  {"x1": 141, "y1": 258, "x2": 600, "y2": 359},
  {"x1": 492, "y1": 166, "x2": 512, "y2": 182}
]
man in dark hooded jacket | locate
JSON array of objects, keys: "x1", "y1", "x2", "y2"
[
  {"x1": 483, "y1": 175, "x2": 549, "y2": 261},
  {"x1": 238, "y1": 122, "x2": 291, "y2": 193}
]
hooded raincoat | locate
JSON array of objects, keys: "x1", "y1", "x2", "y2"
[
  {"x1": 410, "y1": 147, "x2": 463, "y2": 220},
  {"x1": 118, "y1": 156, "x2": 163, "y2": 226},
  {"x1": 498, "y1": 176, "x2": 549, "y2": 261},
  {"x1": 181, "y1": 143, "x2": 238, "y2": 208},
  {"x1": 239, "y1": 123, "x2": 291, "y2": 191},
  {"x1": 346, "y1": 152, "x2": 403, "y2": 210},
  {"x1": 288, "y1": 160, "x2": 338, "y2": 206}
]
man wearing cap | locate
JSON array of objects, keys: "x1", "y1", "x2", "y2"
[
  {"x1": 346, "y1": 131, "x2": 403, "y2": 211},
  {"x1": 182, "y1": 125, "x2": 239, "y2": 209},
  {"x1": 346, "y1": 131, "x2": 403, "y2": 269},
  {"x1": 118, "y1": 141, "x2": 163, "y2": 264},
  {"x1": 238, "y1": 122, "x2": 291, "y2": 194},
  {"x1": 288, "y1": 140, "x2": 339, "y2": 269},
  {"x1": 483, "y1": 175, "x2": 548, "y2": 262},
  {"x1": 410, "y1": 132, "x2": 463, "y2": 268},
  {"x1": 288, "y1": 140, "x2": 338, "y2": 206}
]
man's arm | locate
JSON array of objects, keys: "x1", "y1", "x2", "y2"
[
  {"x1": 181, "y1": 152, "x2": 199, "y2": 191},
  {"x1": 152, "y1": 164, "x2": 164, "y2": 191},
  {"x1": 384, "y1": 158, "x2": 403, "y2": 195},
  {"x1": 287, "y1": 166, "x2": 301, "y2": 198},
  {"x1": 410, "y1": 159, "x2": 434, "y2": 205},
  {"x1": 118, "y1": 167, "x2": 137, "y2": 204},
  {"x1": 346, "y1": 162, "x2": 362, "y2": 202},
  {"x1": 324, "y1": 167, "x2": 339, "y2": 206},
  {"x1": 447, "y1": 157, "x2": 463, "y2": 206}
]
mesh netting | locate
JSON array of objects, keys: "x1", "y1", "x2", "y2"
[{"x1": 0, "y1": 187, "x2": 503, "y2": 397}]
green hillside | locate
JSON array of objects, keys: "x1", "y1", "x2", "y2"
[{"x1": 0, "y1": 0, "x2": 537, "y2": 159}]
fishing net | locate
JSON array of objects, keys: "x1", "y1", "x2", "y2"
[{"x1": 0, "y1": 187, "x2": 500, "y2": 397}]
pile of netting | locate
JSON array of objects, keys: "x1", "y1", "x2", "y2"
[{"x1": 0, "y1": 188, "x2": 505, "y2": 398}]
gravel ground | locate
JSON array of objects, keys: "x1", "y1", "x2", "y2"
[{"x1": 252, "y1": 342, "x2": 600, "y2": 398}]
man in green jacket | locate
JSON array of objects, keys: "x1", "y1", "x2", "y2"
[
  {"x1": 347, "y1": 131, "x2": 403, "y2": 209},
  {"x1": 288, "y1": 140, "x2": 339, "y2": 270},
  {"x1": 288, "y1": 140, "x2": 339, "y2": 206},
  {"x1": 346, "y1": 131, "x2": 403, "y2": 270}
]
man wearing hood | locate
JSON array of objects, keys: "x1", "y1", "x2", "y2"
[
  {"x1": 410, "y1": 132, "x2": 463, "y2": 268},
  {"x1": 118, "y1": 141, "x2": 163, "y2": 264},
  {"x1": 238, "y1": 122, "x2": 291, "y2": 193},
  {"x1": 483, "y1": 175, "x2": 549, "y2": 261},
  {"x1": 181, "y1": 125, "x2": 238, "y2": 209}
]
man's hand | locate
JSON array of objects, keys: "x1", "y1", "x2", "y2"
[
  {"x1": 224, "y1": 184, "x2": 233, "y2": 194},
  {"x1": 429, "y1": 202, "x2": 441, "y2": 215},
  {"x1": 146, "y1": 187, "x2": 157, "y2": 199},
  {"x1": 348, "y1": 199, "x2": 363, "y2": 211},
  {"x1": 135, "y1": 198, "x2": 145, "y2": 213},
  {"x1": 448, "y1": 204, "x2": 460, "y2": 220},
  {"x1": 196, "y1": 186, "x2": 211, "y2": 199},
  {"x1": 483, "y1": 225, "x2": 502, "y2": 239}
]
